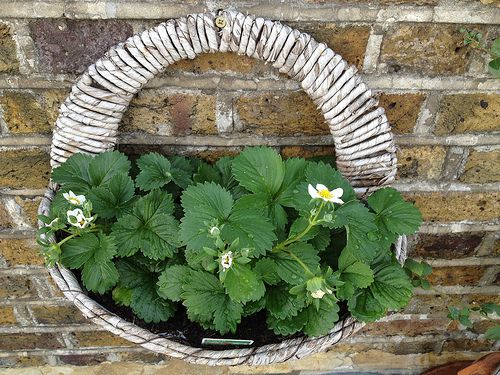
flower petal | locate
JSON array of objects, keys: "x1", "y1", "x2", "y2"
[
  {"x1": 331, "y1": 188, "x2": 344, "y2": 198},
  {"x1": 315, "y1": 184, "x2": 328, "y2": 192},
  {"x1": 332, "y1": 197, "x2": 344, "y2": 204},
  {"x1": 308, "y1": 184, "x2": 319, "y2": 199}
]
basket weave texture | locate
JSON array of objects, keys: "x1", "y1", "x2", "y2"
[{"x1": 38, "y1": 10, "x2": 405, "y2": 366}]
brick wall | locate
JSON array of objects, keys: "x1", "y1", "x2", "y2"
[{"x1": 0, "y1": 1, "x2": 499, "y2": 373}]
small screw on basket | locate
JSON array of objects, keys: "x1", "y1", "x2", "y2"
[{"x1": 215, "y1": 16, "x2": 226, "y2": 28}]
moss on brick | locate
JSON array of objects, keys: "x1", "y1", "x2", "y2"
[
  {"x1": 0, "y1": 306, "x2": 16, "y2": 325},
  {"x1": 460, "y1": 149, "x2": 500, "y2": 183},
  {"x1": 0, "y1": 90, "x2": 67, "y2": 134},
  {"x1": 168, "y1": 52, "x2": 262, "y2": 75},
  {"x1": 405, "y1": 191, "x2": 500, "y2": 222},
  {"x1": 397, "y1": 146, "x2": 446, "y2": 180},
  {"x1": 0, "y1": 148, "x2": 51, "y2": 189},
  {"x1": 0, "y1": 23, "x2": 19, "y2": 74},
  {"x1": 435, "y1": 94, "x2": 500, "y2": 135},
  {"x1": 380, "y1": 24, "x2": 480, "y2": 75},
  {"x1": 31, "y1": 305, "x2": 87, "y2": 325},
  {"x1": 289, "y1": 23, "x2": 370, "y2": 69},
  {"x1": 235, "y1": 92, "x2": 329, "y2": 136},
  {"x1": 0, "y1": 238, "x2": 44, "y2": 267},
  {"x1": 72, "y1": 331, "x2": 134, "y2": 347},
  {"x1": 379, "y1": 93, "x2": 425, "y2": 134}
]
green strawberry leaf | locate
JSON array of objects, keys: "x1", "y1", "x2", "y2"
[
  {"x1": 87, "y1": 173, "x2": 136, "y2": 219},
  {"x1": 232, "y1": 146, "x2": 285, "y2": 196},
  {"x1": 223, "y1": 263, "x2": 265, "y2": 303},
  {"x1": 135, "y1": 153, "x2": 172, "y2": 191},
  {"x1": 112, "y1": 190, "x2": 180, "y2": 260}
]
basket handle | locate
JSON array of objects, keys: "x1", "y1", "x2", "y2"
[{"x1": 50, "y1": 10, "x2": 397, "y2": 189}]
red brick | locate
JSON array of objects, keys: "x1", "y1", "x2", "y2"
[{"x1": 412, "y1": 233, "x2": 483, "y2": 259}]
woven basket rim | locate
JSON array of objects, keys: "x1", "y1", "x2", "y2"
[{"x1": 39, "y1": 9, "x2": 405, "y2": 366}]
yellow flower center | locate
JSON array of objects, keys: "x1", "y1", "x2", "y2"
[
  {"x1": 318, "y1": 189, "x2": 333, "y2": 199},
  {"x1": 69, "y1": 197, "x2": 80, "y2": 205}
]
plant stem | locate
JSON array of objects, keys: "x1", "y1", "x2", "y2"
[
  {"x1": 272, "y1": 201, "x2": 326, "y2": 253},
  {"x1": 270, "y1": 201, "x2": 327, "y2": 276},
  {"x1": 283, "y1": 248, "x2": 316, "y2": 277}
]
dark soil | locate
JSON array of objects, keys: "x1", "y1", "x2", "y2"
[
  {"x1": 89, "y1": 289, "x2": 299, "y2": 349},
  {"x1": 87, "y1": 287, "x2": 349, "y2": 350}
]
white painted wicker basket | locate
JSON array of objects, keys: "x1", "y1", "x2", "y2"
[{"x1": 38, "y1": 10, "x2": 405, "y2": 366}]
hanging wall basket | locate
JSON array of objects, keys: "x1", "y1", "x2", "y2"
[{"x1": 38, "y1": 10, "x2": 404, "y2": 366}]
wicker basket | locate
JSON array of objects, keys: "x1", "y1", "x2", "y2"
[{"x1": 38, "y1": 10, "x2": 406, "y2": 366}]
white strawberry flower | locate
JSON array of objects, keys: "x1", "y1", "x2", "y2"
[
  {"x1": 310, "y1": 287, "x2": 333, "y2": 299},
  {"x1": 209, "y1": 226, "x2": 220, "y2": 237},
  {"x1": 311, "y1": 289, "x2": 326, "y2": 299},
  {"x1": 63, "y1": 191, "x2": 86, "y2": 206},
  {"x1": 67, "y1": 208, "x2": 93, "y2": 229},
  {"x1": 220, "y1": 251, "x2": 233, "y2": 270},
  {"x1": 308, "y1": 184, "x2": 344, "y2": 204}
]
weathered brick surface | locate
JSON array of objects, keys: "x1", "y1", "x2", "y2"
[
  {"x1": 0, "y1": 306, "x2": 16, "y2": 325},
  {"x1": 359, "y1": 318, "x2": 452, "y2": 337},
  {"x1": 30, "y1": 19, "x2": 133, "y2": 74},
  {"x1": 459, "y1": 149, "x2": 500, "y2": 183},
  {"x1": 0, "y1": 333, "x2": 64, "y2": 350},
  {"x1": 0, "y1": 201, "x2": 13, "y2": 229},
  {"x1": 0, "y1": 355, "x2": 47, "y2": 368},
  {"x1": 404, "y1": 294, "x2": 500, "y2": 315},
  {"x1": 380, "y1": 24, "x2": 478, "y2": 75},
  {"x1": 280, "y1": 146, "x2": 334, "y2": 159},
  {"x1": 0, "y1": 275, "x2": 37, "y2": 299},
  {"x1": 118, "y1": 351, "x2": 167, "y2": 364},
  {"x1": 0, "y1": 90, "x2": 67, "y2": 134},
  {"x1": 168, "y1": 52, "x2": 267, "y2": 75},
  {"x1": 121, "y1": 90, "x2": 216, "y2": 136},
  {"x1": 380, "y1": 0, "x2": 438, "y2": 4},
  {"x1": 31, "y1": 304, "x2": 88, "y2": 324},
  {"x1": 472, "y1": 320, "x2": 498, "y2": 335},
  {"x1": 288, "y1": 23, "x2": 370, "y2": 69},
  {"x1": 72, "y1": 331, "x2": 135, "y2": 347},
  {"x1": 396, "y1": 145, "x2": 446, "y2": 180},
  {"x1": 412, "y1": 233, "x2": 483, "y2": 259},
  {"x1": 235, "y1": 92, "x2": 329, "y2": 136},
  {"x1": 0, "y1": 148, "x2": 51, "y2": 189},
  {"x1": 379, "y1": 93, "x2": 425, "y2": 134},
  {"x1": 441, "y1": 338, "x2": 493, "y2": 352},
  {"x1": 0, "y1": 23, "x2": 19, "y2": 74},
  {"x1": 427, "y1": 266, "x2": 488, "y2": 286},
  {"x1": 405, "y1": 192, "x2": 500, "y2": 222},
  {"x1": 434, "y1": 94, "x2": 500, "y2": 135},
  {"x1": 14, "y1": 196, "x2": 42, "y2": 227},
  {"x1": 0, "y1": 238, "x2": 44, "y2": 267},
  {"x1": 58, "y1": 354, "x2": 109, "y2": 366}
]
